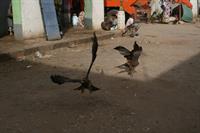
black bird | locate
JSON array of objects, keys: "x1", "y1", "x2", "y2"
[
  {"x1": 114, "y1": 41, "x2": 143, "y2": 76},
  {"x1": 51, "y1": 32, "x2": 100, "y2": 93}
]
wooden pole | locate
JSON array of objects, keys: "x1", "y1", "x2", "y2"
[{"x1": 179, "y1": 0, "x2": 181, "y2": 21}]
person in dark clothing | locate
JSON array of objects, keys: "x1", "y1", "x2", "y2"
[{"x1": 72, "y1": 0, "x2": 81, "y2": 16}]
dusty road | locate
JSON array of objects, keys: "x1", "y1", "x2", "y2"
[{"x1": 0, "y1": 23, "x2": 200, "y2": 133}]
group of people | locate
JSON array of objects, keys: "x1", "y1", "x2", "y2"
[
  {"x1": 100, "y1": 0, "x2": 186, "y2": 37},
  {"x1": 150, "y1": 0, "x2": 180, "y2": 23},
  {"x1": 72, "y1": 11, "x2": 85, "y2": 28},
  {"x1": 101, "y1": 12, "x2": 140, "y2": 37}
]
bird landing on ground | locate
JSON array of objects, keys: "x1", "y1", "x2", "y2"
[
  {"x1": 114, "y1": 41, "x2": 143, "y2": 77},
  {"x1": 50, "y1": 32, "x2": 100, "y2": 93}
]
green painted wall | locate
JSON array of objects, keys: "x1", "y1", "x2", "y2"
[
  {"x1": 12, "y1": 0, "x2": 23, "y2": 39},
  {"x1": 12, "y1": 0, "x2": 22, "y2": 25},
  {"x1": 84, "y1": 0, "x2": 92, "y2": 28}
]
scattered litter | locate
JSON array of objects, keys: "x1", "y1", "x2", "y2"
[
  {"x1": 60, "y1": 31, "x2": 63, "y2": 37},
  {"x1": 68, "y1": 43, "x2": 76, "y2": 48},
  {"x1": 34, "y1": 51, "x2": 52, "y2": 59},
  {"x1": 35, "y1": 51, "x2": 43, "y2": 58},
  {"x1": 16, "y1": 56, "x2": 25, "y2": 62},
  {"x1": 111, "y1": 37, "x2": 114, "y2": 40},
  {"x1": 26, "y1": 65, "x2": 32, "y2": 68}
]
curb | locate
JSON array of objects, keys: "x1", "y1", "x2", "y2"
[{"x1": 0, "y1": 32, "x2": 119, "y2": 62}]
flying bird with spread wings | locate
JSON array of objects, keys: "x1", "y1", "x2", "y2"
[
  {"x1": 50, "y1": 32, "x2": 100, "y2": 93},
  {"x1": 114, "y1": 41, "x2": 143, "y2": 76}
]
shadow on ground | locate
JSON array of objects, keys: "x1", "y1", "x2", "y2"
[{"x1": 0, "y1": 52, "x2": 199, "y2": 133}]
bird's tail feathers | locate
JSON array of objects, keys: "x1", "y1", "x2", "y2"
[
  {"x1": 118, "y1": 70, "x2": 127, "y2": 74},
  {"x1": 114, "y1": 46, "x2": 131, "y2": 56},
  {"x1": 50, "y1": 75, "x2": 67, "y2": 85},
  {"x1": 50, "y1": 75, "x2": 81, "y2": 85}
]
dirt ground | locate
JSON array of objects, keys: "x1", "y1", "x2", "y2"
[{"x1": 0, "y1": 23, "x2": 200, "y2": 133}]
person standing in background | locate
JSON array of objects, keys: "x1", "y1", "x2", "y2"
[{"x1": 162, "y1": 0, "x2": 172, "y2": 23}]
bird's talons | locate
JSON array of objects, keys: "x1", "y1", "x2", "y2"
[
  {"x1": 89, "y1": 85, "x2": 100, "y2": 93},
  {"x1": 74, "y1": 79, "x2": 100, "y2": 93},
  {"x1": 128, "y1": 68, "x2": 136, "y2": 77}
]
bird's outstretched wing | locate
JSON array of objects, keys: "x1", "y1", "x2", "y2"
[
  {"x1": 114, "y1": 46, "x2": 131, "y2": 57},
  {"x1": 85, "y1": 32, "x2": 99, "y2": 79},
  {"x1": 50, "y1": 33, "x2": 100, "y2": 93},
  {"x1": 132, "y1": 41, "x2": 143, "y2": 60},
  {"x1": 50, "y1": 75, "x2": 81, "y2": 85},
  {"x1": 133, "y1": 41, "x2": 142, "y2": 52}
]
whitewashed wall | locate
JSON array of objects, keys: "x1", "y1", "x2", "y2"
[
  {"x1": 190, "y1": 0, "x2": 198, "y2": 17},
  {"x1": 21, "y1": 0, "x2": 44, "y2": 38},
  {"x1": 92, "y1": 0, "x2": 104, "y2": 29},
  {"x1": 84, "y1": 0, "x2": 104, "y2": 29}
]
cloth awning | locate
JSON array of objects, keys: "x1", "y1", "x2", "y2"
[
  {"x1": 104, "y1": 0, "x2": 121, "y2": 7},
  {"x1": 175, "y1": 0, "x2": 192, "y2": 8},
  {"x1": 104, "y1": 0, "x2": 149, "y2": 15}
]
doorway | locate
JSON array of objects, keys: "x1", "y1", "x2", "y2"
[
  {"x1": 0, "y1": 0, "x2": 13, "y2": 38},
  {"x1": 54, "y1": 0, "x2": 84, "y2": 33}
]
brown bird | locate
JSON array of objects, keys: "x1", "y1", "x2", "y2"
[
  {"x1": 51, "y1": 32, "x2": 100, "y2": 93},
  {"x1": 114, "y1": 41, "x2": 143, "y2": 76},
  {"x1": 122, "y1": 23, "x2": 140, "y2": 37}
]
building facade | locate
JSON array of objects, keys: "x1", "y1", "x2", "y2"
[
  {"x1": 1, "y1": 0, "x2": 199, "y2": 40},
  {"x1": 190, "y1": 0, "x2": 199, "y2": 17},
  {"x1": 11, "y1": 0, "x2": 104, "y2": 40}
]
